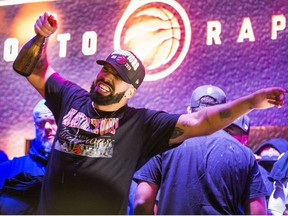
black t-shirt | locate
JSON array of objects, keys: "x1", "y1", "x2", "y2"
[{"x1": 38, "y1": 73, "x2": 180, "y2": 214}]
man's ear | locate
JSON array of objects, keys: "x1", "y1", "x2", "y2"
[{"x1": 125, "y1": 87, "x2": 136, "y2": 99}]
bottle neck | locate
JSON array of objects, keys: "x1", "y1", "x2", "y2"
[{"x1": 32, "y1": 34, "x2": 46, "y2": 46}]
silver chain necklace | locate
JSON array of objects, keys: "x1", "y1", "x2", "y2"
[{"x1": 91, "y1": 102, "x2": 118, "y2": 118}]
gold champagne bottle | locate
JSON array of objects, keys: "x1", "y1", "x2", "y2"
[{"x1": 13, "y1": 15, "x2": 56, "y2": 77}]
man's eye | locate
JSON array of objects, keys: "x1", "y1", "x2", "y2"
[{"x1": 36, "y1": 122, "x2": 45, "y2": 128}]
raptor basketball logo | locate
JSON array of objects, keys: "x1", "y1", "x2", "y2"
[{"x1": 114, "y1": 0, "x2": 192, "y2": 81}]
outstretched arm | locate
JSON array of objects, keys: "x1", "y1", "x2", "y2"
[{"x1": 169, "y1": 87, "x2": 287, "y2": 144}]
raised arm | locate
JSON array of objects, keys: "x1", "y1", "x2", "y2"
[
  {"x1": 13, "y1": 12, "x2": 58, "y2": 97},
  {"x1": 169, "y1": 87, "x2": 287, "y2": 144}
]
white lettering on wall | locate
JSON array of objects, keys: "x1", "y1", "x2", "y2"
[
  {"x1": 237, "y1": 17, "x2": 255, "y2": 42},
  {"x1": 206, "y1": 20, "x2": 222, "y2": 45},
  {"x1": 82, "y1": 31, "x2": 97, "y2": 56},
  {"x1": 4, "y1": 38, "x2": 18, "y2": 61},
  {"x1": 271, "y1": 14, "x2": 286, "y2": 40},
  {"x1": 2, "y1": 14, "x2": 287, "y2": 62},
  {"x1": 57, "y1": 33, "x2": 71, "y2": 58}
]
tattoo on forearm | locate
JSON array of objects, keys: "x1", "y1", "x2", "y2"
[
  {"x1": 219, "y1": 108, "x2": 232, "y2": 119},
  {"x1": 171, "y1": 127, "x2": 184, "y2": 139}
]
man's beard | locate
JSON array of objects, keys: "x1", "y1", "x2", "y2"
[
  {"x1": 40, "y1": 140, "x2": 53, "y2": 156},
  {"x1": 89, "y1": 81, "x2": 125, "y2": 105},
  {"x1": 35, "y1": 135, "x2": 53, "y2": 158}
]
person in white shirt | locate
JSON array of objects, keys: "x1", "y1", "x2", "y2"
[{"x1": 268, "y1": 150, "x2": 288, "y2": 215}]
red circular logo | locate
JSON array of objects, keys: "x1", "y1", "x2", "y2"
[{"x1": 115, "y1": 55, "x2": 127, "y2": 65}]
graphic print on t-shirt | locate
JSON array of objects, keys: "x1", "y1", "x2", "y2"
[{"x1": 54, "y1": 108, "x2": 119, "y2": 158}]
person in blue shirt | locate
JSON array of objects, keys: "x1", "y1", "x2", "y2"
[
  {"x1": 0, "y1": 150, "x2": 8, "y2": 164},
  {"x1": 133, "y1": 85, "x2": 267, "y2": 215},
  {"x1": 254, "y1": 137, "x2": 288, "y2": 205},
  {"x1": 268, "y1": 149, "x2": 288, "y2": 215},
  {"x1": 0, "y1": 99, "x2": 57, "y2": 215}
]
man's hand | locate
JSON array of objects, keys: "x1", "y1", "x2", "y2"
[
  {"x1": 248, "y1": 87, "x2": 287, "y2": 110},
  {"x1": 34, "y1": 12, "x2": 58, "y2": 37}
]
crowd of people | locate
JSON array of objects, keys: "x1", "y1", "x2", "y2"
[
  {"x1": 0, "y1": 11, "x2": 287, "y2": 215},
  {"x1": 131, "y1": 85, "x2": 267, "y2": 215},
  {"x1": 129, "y1": 86, "x2": 288, "y2": 215}
]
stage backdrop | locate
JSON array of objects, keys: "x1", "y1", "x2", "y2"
[{"x1": 0, "y1": 0, "x2": 287, "y2": 158}]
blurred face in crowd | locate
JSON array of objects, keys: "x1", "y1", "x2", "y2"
[
  {"x1": 224, "y1": 125, "x2": 249, "y2": 145},
  {"x1": 259, "y1": 146, "x2": 281, "y2": 159},
  {"x1": 33, "y1": 104, "x2": 57, "y2": 157},
  {"x1": 258, "y1": 146, "x2": 281, "y2": 171}
]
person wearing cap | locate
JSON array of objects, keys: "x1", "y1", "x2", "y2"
[
  {"x1": 12, "y1": 12, "x2": 286, "y2": 215},
  {"x1": 223, "y1": 116, "x2": 274, "y2": 201},
  {"x1": 133, "y1": 85, "x2": 267, "y2": 215},
  {"x1": 224, "y1": 115, "x2": 250, "y2": 145},
  {"x1": 253, "y1": 138, "x2": 288, "y2": 208},
  {"x1": 0, "y1": 99, "x2": 57, "y2": 214},
  {"x1": 254, "y1": 138, "x2": 288, "y2": 173}
]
